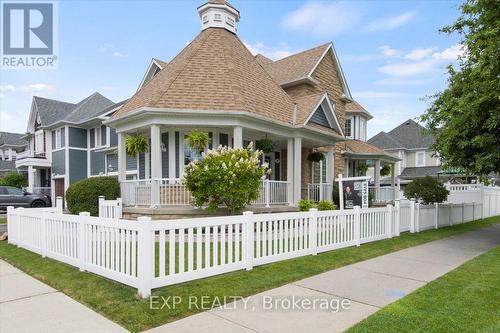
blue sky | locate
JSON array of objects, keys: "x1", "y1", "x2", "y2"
[{"x1": 0, "y1": 0, "x2": 464, "y2": 137}]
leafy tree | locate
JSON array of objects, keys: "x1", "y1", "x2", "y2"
[
  {"x1": 421, "y1": 0, "x2": 500, "y2": 177},
  {"x1": 0, "y1": 171, "x2": 27, "y2": 188},
  {"x1": 184, "y1": 144, "x2": 269, "y2": 214},
  {"x1": 404, "y1": 176, "x2": 449, "y2": 204}
]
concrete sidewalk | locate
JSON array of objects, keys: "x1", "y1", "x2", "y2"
[
  {"x1": 0, "y1": 260, "x2": 127, "y2": 333},
  {"x1": 146, "y1": 224, "x2": 500, "y2": 333}
]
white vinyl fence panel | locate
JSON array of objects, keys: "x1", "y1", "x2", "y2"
[{"x1": 6, "y1": 186, "x2": 500, "y2": 298}]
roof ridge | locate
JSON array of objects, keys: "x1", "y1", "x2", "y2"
[{"x1": 271, "y1": 42, "x2": 330, "y2": 64}]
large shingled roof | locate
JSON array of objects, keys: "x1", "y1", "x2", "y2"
[
  {"x1": 113, "y1": 28, "x2": 298, "y2": 125},
  {"x1": 368, "y1": 119, "x2": 434, "y2": 150},
  {"x1": 0, "y1": 132, "x2": 26, "y2": 147},
  {"x1": 32, "y1": 93, "x2": 114, "y2": 128}
]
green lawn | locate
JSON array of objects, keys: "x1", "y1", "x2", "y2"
[
  {"x1": 0, "y1": 216, "x2": 498, "y2": 332},
  {"x1": 347, "y1": 245, "x2": 500, "y2": 333},
  {"x1": 0, "y1": 216, "x2": 6, "y2": 224}
]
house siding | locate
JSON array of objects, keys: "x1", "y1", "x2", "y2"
[
  {"x1": 52, "y1": 150, "x2": 65, "y2": 175},
  {"x1": 310, "y1": 105, "x2": 330, "y2": 127},
  {"x1": 69, "y1": 149, "x2": 87, "y2": 184},
  {"x1": 69, "y1": 127, "x2": 87, "y2": 148}
]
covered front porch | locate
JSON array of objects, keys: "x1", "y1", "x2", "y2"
[
  {"x1": 340, "y1": 140, "x2": 401, "y2": 204},
  {"x1": 113, "y1": 119, "x2": 340, "y2": 211}
]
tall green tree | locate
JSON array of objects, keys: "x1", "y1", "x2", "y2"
[{"x1": 421, "y1": 0, "x2": 500, "y2": 177}]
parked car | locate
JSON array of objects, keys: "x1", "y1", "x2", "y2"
[{"x1": 0, "y1": 186, "x2": 51, "y2": 210}]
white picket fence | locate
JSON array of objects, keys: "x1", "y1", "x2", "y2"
[
  {"x1": 8, "y1": 185, "x2": 500, "y2": 298},
  {"x1": 98, "y1": 196, "x2": 122, "y2": 219}
]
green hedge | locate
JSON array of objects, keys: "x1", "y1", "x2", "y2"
[{"x1": 66, "y1": 176, "x2": 120, "y2": 216}]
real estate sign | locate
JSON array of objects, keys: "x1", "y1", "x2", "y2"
[{"x1": 336, "y1": 175, "x2": 369, "y2": 210}]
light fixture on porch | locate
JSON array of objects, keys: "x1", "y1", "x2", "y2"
[
  {"x1": 108, "y1": 164, "x2": 114, "y2": 172},
  {"x1": 161, "y1": 142, "x2": 167, "y2": 152}
]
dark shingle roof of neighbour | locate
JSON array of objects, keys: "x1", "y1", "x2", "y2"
[
  {"x1": 32, "y1": 93, "x2": 114, "y2": 127},
  {"x1": 0, "y1": 160, "x2": 16, "y2": 171},
  {"x1": 368, "y1": 119, "x2": 434, "y2": 150},
  {"x1": 368, "y1": 131, "x2": 403, "y2": 150},
  {"x1": 399, "y1": 166, "x2": 442, "y2": 179},
  {"x1": 0, "y1": 132, "x2": 26, "y2": 147}
]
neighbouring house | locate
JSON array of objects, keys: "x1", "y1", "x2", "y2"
[
  {"x1": 0, "y1": 131, "x2": 27, "y2": 177},
  {"x1": 14, "y1": 93, "x2": 131, "y2": 198},
  {"x1": 106, "y1": 0, "x2": 358, "y2": 212},
  {"x1": 368, "y1": 119, "x2": 443, "y2": 187}
]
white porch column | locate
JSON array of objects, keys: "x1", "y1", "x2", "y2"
[
  {"x1": 233, "y1": 126, "x2": 243, "y2": 148},
  {"x1": 344, "y1": 159, "x2": 349, "y2": 177},
  {"x1": 150, "y1": 125, "x2": 161, "y2": 207},
  {"x1": 27, "y1": 165, "x2": 34, "y2": 193},
  {"x1": 293, "y1": 137, "x2": 302, "y2": 204},
  {"x1": 168, "y1": 131, "x2": 176, "y2": 179},
  {"x1": 326, "y1": 146, "x2": 334, "y2": 201},
  {"x1": 391, "y1": 162, "x2": 396, "y2": 200},
  {"x1": 117, "y1": 133, "x2": 126, "y2": 182},
  {"x1": 374, "y1": 159, "x2": 381, "y2": 202},
  {"x1": 287, "y1": 138, "x2": 294, "y2": 205},
  {"x1": 8, "y1": 148, "x2": 13, "y2": 161}
]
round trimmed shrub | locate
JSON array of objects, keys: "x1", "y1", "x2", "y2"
[
  {"x1": 298, "y1": 199, "x2": 317, "y2": 211},
  {"x1": 404, "y1": 176, "x2": 449, "y2": 204},
  {"x1": 317, "y1": 200, "x2": 336, "y2": 211},
  {"x1": 66, "y1": 176, "x2": 120, "y2": 216}
]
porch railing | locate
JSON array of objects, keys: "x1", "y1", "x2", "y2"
[
  {"x1": 251, "y1": 180, "x2": 291, "y2": 207},
  {"x1": 307, "y1": 183, "x2": 333, "y2": 202},
  {"x1": 120, "y1": 179, "x2": 291, "y2": 207},
  {"x1": 369, "y1": 186, "x2": 398, "y2": 203}
]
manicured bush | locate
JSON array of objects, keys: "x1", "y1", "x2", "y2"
[
  {"x1": 184, "y1": 144, "x2": 269, "y2": 214},
  {"x1": 66, "y1": 176, "x2": 120, "y2": 216},
  {"x1": 317, "y1": 200, "x2": 336, "y2": 211},
  {"x1": 0, "y1": 171, "x2": 27, "y2": 188},
  {"x1": 404, "y1": 176, "x2": 449, "y2": 204},
  {"x1": 298, "y1": 199, "x2": 317, "y2": 211}
]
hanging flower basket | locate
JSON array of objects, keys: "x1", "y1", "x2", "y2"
[
  {"x1": 357, "y1": 163, "x2": 368, "y2": 175},
  {"x1": 307, "y1": 152, "x2": 325, "y2": 162},
  {"x1": 125, "y1": 134, "x2": 149, "y2": 156},
  {"x1": 255, "y1": 139, "x2": 274, "y2": 153},
  {"x1": 186, "y1": 131, "x2": 211, "y2": 153},
  {"x1": 380, "y1": 164, "x2": 391, "y2": 176}
]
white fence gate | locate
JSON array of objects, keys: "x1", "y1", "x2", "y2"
[
  {"x1": 98, "y1": 196, "x2": 122, "y2": 219},
  {"x1": 6, "y1": 186, "x2": 500, "y2": 298}
]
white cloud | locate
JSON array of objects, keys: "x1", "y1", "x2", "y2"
[
  {"x1": 379, "y1": 45, "x2": 401, "y2": 57},
  {"x1": 282, "y1": 1, "x2": 362, "y2": 36},
  {"x1": 244, "y1": 41, "x2": 292, "y2": 61},
  {"x1": 405, "y1": 48, "x2": 434, "y2": 61},
  {"x1": 378, "y1": 59, "x2": 437, "y2": 77},
  {"x1": 20, "y1": 83, "x2": 54, "y2": 92},
  {"x1": 112, "y1": 51, "x2": 127, "y2": 58},
  {"x1": 354, "y1": 91, "x2": 405, "y2": 98},
  {"x1": 0, "y1": 84, "x2": 16, "y2": 92},
  {"x1": 375, "y1": 78, "x2": 431, "y2": 86},
  {"x1": 432, "y1": 44, "x2": 464, "y2": 61},
  {"x1": 99, "y1": 43, "x2": 114, "y2": 52},
  {"x1": 365, "y1": 11, "x2": 416, "y2": 32}
]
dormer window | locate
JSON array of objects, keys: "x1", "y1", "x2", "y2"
[
  {"x1": 214, "y1": 13, "x2": 222, "y2": 21},
  {"x1": 226, "y1": 16, "x2": 235, "y2": 27}
]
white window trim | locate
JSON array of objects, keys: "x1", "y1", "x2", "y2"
[
  {"x1": 345, "y1": 116, "x2": 353, "y2": 139},
  {"x1": 416, "y1": 151, "x2": 426, "y2": 167}
]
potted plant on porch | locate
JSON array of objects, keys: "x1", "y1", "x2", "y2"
[{"x1": 186, "y1": 131, "x2": 211, "y2": 154}]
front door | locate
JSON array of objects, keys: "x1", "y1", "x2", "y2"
[{"x1": 54, "y1": 178, "x2": 64, "y2": 206}]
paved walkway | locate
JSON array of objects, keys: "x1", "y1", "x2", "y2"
[
  {"x1": 146, "y1": 224, "x2": 500, "y2": 333},
  {"x1": 0, "y1": 260, "x2": 127, "y2": 333}
]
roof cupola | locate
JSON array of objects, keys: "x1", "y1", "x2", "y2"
[{"x1": 197, "y1": 0, "x2": 240, "y2": 33}]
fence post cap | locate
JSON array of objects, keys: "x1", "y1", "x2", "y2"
[
  {"x1": 98, "y1": 195, "x2": 105, "y2": 199},
  {"x1": 79, "y1": 212, "x2": 90, "y2": 216}
]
